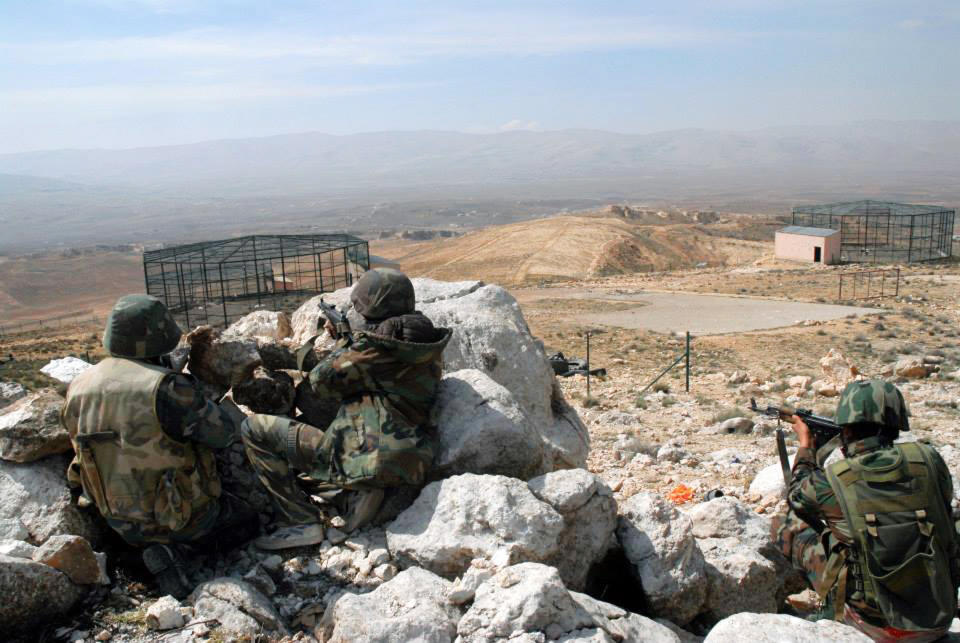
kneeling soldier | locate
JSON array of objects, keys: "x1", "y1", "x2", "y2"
[
  {"x1": 61, "y1": 295, "x2": 256, "y2": 598},
  {"x1": 774, "y1": 380, "x2": 960, "y2": 642},
  {"x1": 242, "y1": 268, "x2": 451, "y2": 549}
]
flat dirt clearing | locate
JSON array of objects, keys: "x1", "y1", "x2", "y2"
[{"x1": 515, "y1": 288, "x2": 880, "y2": 334}]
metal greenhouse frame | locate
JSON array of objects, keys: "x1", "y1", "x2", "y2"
[
  {"x1": 143, "y1": 234, "x2": 370, "y2": 329},
  {"x1": 792, "y1": 200, "x2": 955, "y2": 264}
]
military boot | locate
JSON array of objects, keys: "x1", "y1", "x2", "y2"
[
  {"x1": 254, "y1": 523, "x2": 325, "y2": 550},
  {"x1": 344, "y1": 488, "x2": 384, "y2": 532},
  {"x1": 142, "y1": 544, "x2": 192, "y2": 599}
]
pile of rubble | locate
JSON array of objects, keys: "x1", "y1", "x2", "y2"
[{"x1": 0, "y1": 279, "x2": 907, "y2": 641}]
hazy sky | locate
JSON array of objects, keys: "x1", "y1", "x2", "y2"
[{"x1": 1, "y1": 0, "x2": 958, "y2": 153}]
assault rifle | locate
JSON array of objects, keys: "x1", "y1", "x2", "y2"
[
  {"x1": 294, "y1": 299, "x2": 354, "y2": 373},
  {"x1": 319, "y1": 299, "x2": 353, "y2": 344},
  {"x1": 749, "y1": 398, "x2": 841, "y2": 489}
]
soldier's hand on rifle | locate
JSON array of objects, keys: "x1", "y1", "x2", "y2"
[
  {"x1": 790, "y1": 414, "x2": 814, "y2": 450},
  {"x1": 323, "y1": 318, "x2": 338, "y2": 339}
]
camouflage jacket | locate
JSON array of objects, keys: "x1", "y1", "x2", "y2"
[
  {"x1": 306, "y1": 322, "x2": 451, "y2": 488},
  {"x1": 789, "y1": 437, "x2": 954, "y2": 618},
  {"x1": 64, "y1": 358, "x2": 239, "y2": 543}
]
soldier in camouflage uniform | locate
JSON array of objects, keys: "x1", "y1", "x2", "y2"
[
  {"x1": 61, "y1": 295, "x2": 256, "y2": 597},
  {"x1": 773, "y1": 380, "x2": 959, "y2": 642},
  {"x1": 241, "y1": 269, "x2": 451, "y2": 549}
]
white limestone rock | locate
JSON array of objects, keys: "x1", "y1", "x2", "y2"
[
  {"x1": 788, "y1": 376, "x2": 812, "y2": 391},
  {"x1": 0, "y1": 518, "x2": 29, "y2": 540},
  {"x1": 688, "y1": 494, "x2": 805, "y2": 609},
  {"x1": 434, "y1": 369, "x2": 543, "y2": 480},
  {"x1": 715, "y1": 417, "x2": 754, "y2": 435},
  {"x1": 569, "y1": 590, "x2": 681, "y2": 643},
  {"x1": 616, "y1": 493, "x2": 707, "y2": 625},
  {"x1": 147, "y1": 595, "x2": 186, "y2": 631},
  {"x1": 528, "y1": 469, "x2": 617, "y2": 591},
  {"x1": 188, "y1": 577, "x2": 288, "y2": 638},
  {"x1": 419, "y1": 284, "x2": 589, "y2": 472},
  {"x1": 0, "y1": 539, "x2": 38, "y2": 558},
  {"x1": 39, "y1": 357, "x2": 92, "y2": 384},
  {"x1": 748, "y1": 456, "x2": 795, "y2": 498},
  {"x1": 0, "y1": 454, "x2": 103, "y2": 546},
  {"x1": 820, "y1": 348, "x2": 858, "y2": 387},
  {"x1": 0, "y1": 381, "x2": 27, "y2": 410},
  {"x1": 697, "y1": 538, "x2": 779, "y2": 618},
  {"x1": 386, "y1": 473, "x2": 564, "y2": 579},
  {"x1": 656, "y1": 444, "x2": 690, "y2": 463},
  {"x1": 0, "y1": 389, "x2": 71, "y2": 463},
  {"x1": 457, "y1": 563, "x2": 593, "y2": 641},
  {"x1": 449, "y1": 559, "x2": 499, "y2": 605},
  {"x1": 223, "y1": 310, "x2": 292, "y2": 343},
  {"x1": 457, "y1": 563, "x2": 680, "y2": 643},
  {"x1": 703, "y1": 613, "x2": 871, "y2": 642},
  {"x1": 318, "y1": 567, "x2": 461, "y2": 642},
  {"x1": 410, "y1": 277, "x2": 484, "y2": 303}
]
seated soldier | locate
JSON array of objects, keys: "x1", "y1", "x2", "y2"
[
  {"x1": 61, "y1": 295, "x2": 256, "y2": 598},
  {"x1": 774, "y1": 380, "x2": 960, "y2": 642},
  {"x1": 241, "y1": 268, "x2": 451, "y2": 550}
]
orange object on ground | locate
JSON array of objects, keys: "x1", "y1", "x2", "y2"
[{"x1": 667, "y1": 484, "x2": 694, "y2": 504}]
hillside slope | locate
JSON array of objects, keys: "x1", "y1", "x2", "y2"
[{"x1": 375, "y1": 215, "x2": 768, "y2": 285}]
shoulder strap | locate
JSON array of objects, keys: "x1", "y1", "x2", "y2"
[{"x1": 296, "y1": 335, "x2": 320, "y2": 372}]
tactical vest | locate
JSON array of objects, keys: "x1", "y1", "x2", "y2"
[
  {"x1": 62, "y1": 358, "x2": 220, "y2": 532},
  {"x1": 823, "y1": 442, "x2": 959, "y2": 634}
]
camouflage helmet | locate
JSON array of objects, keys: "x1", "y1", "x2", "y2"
[
  {"x1": 350, "y1": 268, "x2": 415, "y2": 321},
  {"x1": 103, "y1": 294, "x2": 182, "y2": 359},
  {"x1": 835, "y1": 379, "x2": 910, "y2": 432}
]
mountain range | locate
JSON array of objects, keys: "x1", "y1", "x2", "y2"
[{"x1": 1, "y1": 121, "x2": 958, "y2": 252}]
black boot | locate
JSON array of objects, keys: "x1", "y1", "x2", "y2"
[{"x1": 142, "y1": 544, "x2": 192, "y2": 599}]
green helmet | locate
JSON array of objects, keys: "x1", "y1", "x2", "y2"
[
  {"x1": 103, "y1": 294, "x2": 182, "y2": 359},
  {"x1": 350, "y1": 268, "x2": 415, "y2": 321},
  {"x1": 835, "y1": 379, "x2": 910, "y2": 432}
]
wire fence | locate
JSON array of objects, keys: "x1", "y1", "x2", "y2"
[
  {"x1": 0, "y1": 311, "x2": 102, "y2": 339},
  {"x1": 837, "y1": 268, "x2": 901, "y2": 302}
]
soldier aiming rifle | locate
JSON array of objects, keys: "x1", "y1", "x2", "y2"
[{"x1": 764, "y1": 380, "x2": 960, "y2": 642}]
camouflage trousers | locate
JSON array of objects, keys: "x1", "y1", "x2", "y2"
[
  {"x1": 771, "y1": 510, "x2": 828, "y2": 594},
  {"x1": 107, "y1": 491, "x2": 258, "y2": 551},
  {"x1": 241, "y1": 414, "x2": 328, "y2": 526}
]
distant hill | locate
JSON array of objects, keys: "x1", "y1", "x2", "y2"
[
  {"x1": 1, "y1": 121, "x2": 959, "y2": 195},
  {"x1": 373, "y1": 214, "x2": 770, "y2": 285}
]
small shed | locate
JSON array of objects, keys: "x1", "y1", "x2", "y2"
[{"x1": 775, "y1": 226, "x2": 841, "y2": 265}]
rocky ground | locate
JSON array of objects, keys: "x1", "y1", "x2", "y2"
[{"x1": 0, "y1": 261, "x2": 958, "y2": 642}]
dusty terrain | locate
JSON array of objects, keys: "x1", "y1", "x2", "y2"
[
  {"x1": 518, "y1": 261, "x2": 960, "y2": 507},
  {"x1": 0, "y1": 249, "x2": 143, "y2": 322},
  {"x1": 371, "y1": 213, "x2": 775, "y2": 286},
  {"x1": 4, "y1": 237, "x2": 958, "y2": 505},
  {"x1": 2, "y1": 215, "x2": 960, "y2": 641}
]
